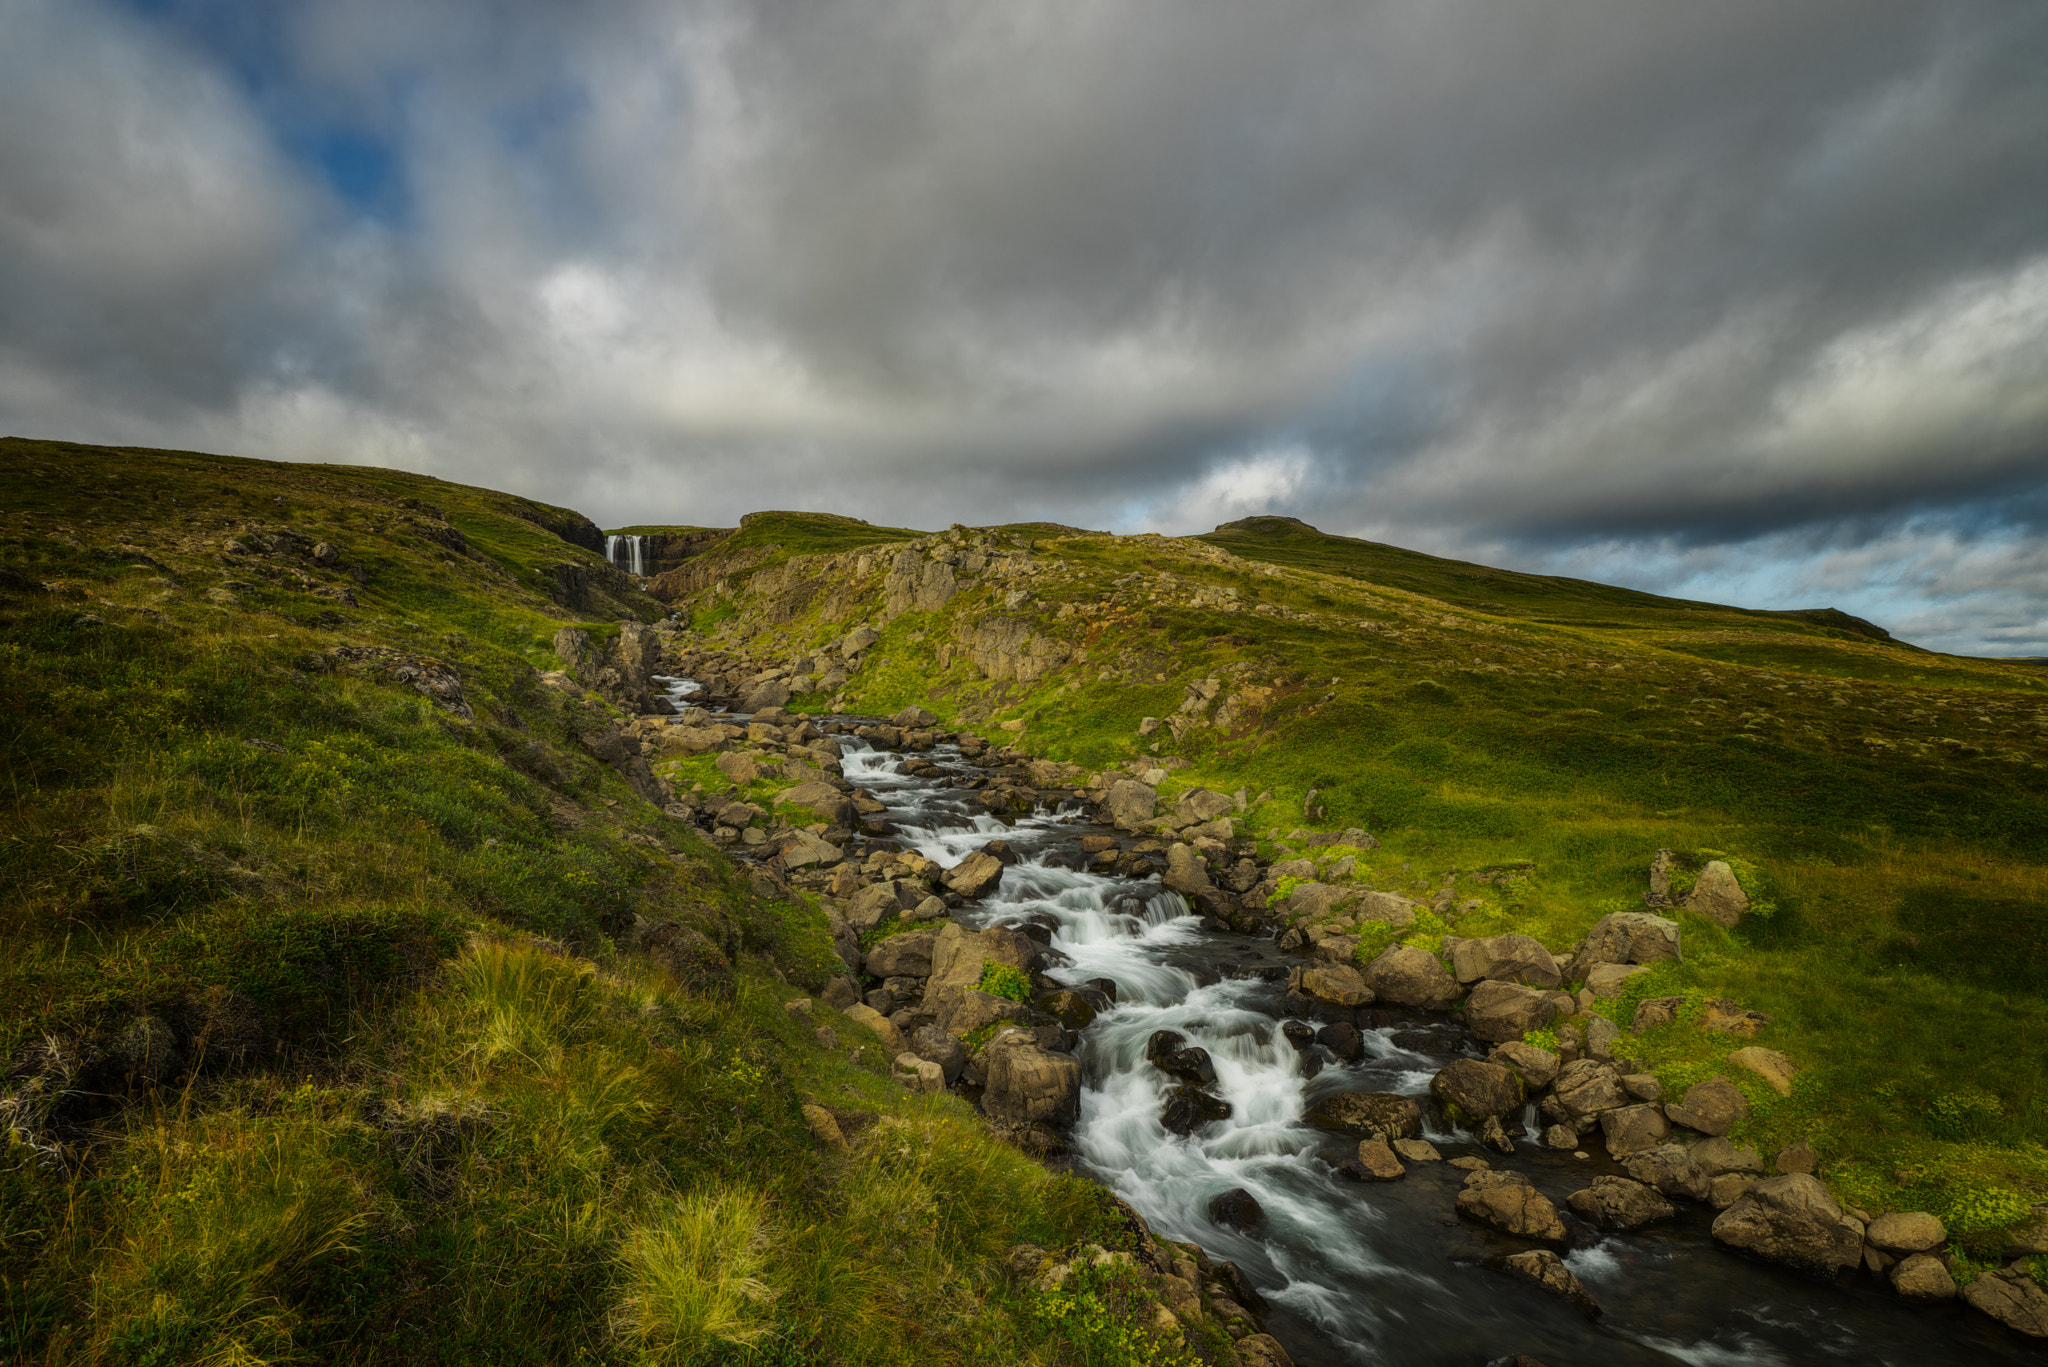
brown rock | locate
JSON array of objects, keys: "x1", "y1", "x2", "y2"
[
  {"x1": 1702, "y1": 998, "x2": 1771, "y2": 1037},
  {"x1": 1457, "y1": 1170, "x2": 1569, "y2": 1243},
  {"x1": 801, "y1": 1103, "x2": 848, "y2": 1149},
  {"x1": 1234, "y1": 1334, "x2": 1296, "y2": 1367},
  {"x1": 1553, "y1": 1058, "x2": 1629, "y2": 1120},
  {"x1": 1710, "y1": 1173, "x2": 1865, "y2": 1277},
  {"x1": 1890, "y1": 1253, "x2": 1957, "y2": 1302},
  {"x1": 1296, "y1": 963, "x2": 1374, "y2": 1009},
  {"x1": 1490, "y1": 1041, "x2": 1562, "y2": 1089},
  {"x1": 1353, "y1": 1139, "x2": 1407, "y2": 1181},
  {"x1": 982, "y1": 1042, "x2": 1082, "y2": 1126},
  {"x1": 1667, "y1": 1076, "x2": 1750, "y2": 1136},
  {"x1": 1566, "y1": 911, "x2": 1682, "y2": 981},
  {"x1": 1965, "y1": 1268, "x2": 2048, "y2": 1336},
  {"x1": 844, "y1": 1003, "x2": 906, "y2": 1055},
  {"x1": 942, "y1": 850, "x2": 1005, "y2": 898},
  {"x1": 1774, "y1": 1138, "x2": 1818, "y2": 1175},
  {"x1": 1622, "y1": 1145, "x2": 1712, "y2": 1202},
  {"x1": 864, "y1": 929, "x2": 939, "y2": 978},
  {"x1": 1683, "y1": 861, "x2": 1749, "y2": 927},
  {"x1": 1728, "y1": 1046, "x2": 1797, "y2": 1096},
  {"x1": 1360, "y1": 945, "x2": 1463, "y2": 1010},
  {"x1": 1710, "y1": 1173, "x2": 1758, "y2": 1209},
  {"x1": 1632, "y1": 996, "x2": 1683, "y2": 1032},
  {"x1": 1867, "y1": 1211, "x2": 1946, "y2": 1255},
  {"x1": 1464, "y1": 979, "x2": 1560, "y2": 1043},
  {"x1": 1599, "y1": 1103, "x2": 1672, "y2": 1158},
  {"x1": 1448, "y1": 933, "x2": 1564, "y2": 989},
  {"x1": 1431, "y1": 1059, "x2": 1526, "y2": 1122},
  {"x1": 1304, "y1": 1092, "x2": 1423, "y2": 1141},
  {"x1": 1501, "y1": 1249, "x2": 1601, "y2": 1318},
  {"x1": 1567, "y1": 1176, "x2": 1675, "y2": 1231}
]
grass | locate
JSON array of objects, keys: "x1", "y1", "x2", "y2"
[
  {"x1": 0, "y1": 441, "x2": 1168, "y2": 1367},
  {"x1": 675, "y1": 506, "x2": 2048, "y2": 1230}
]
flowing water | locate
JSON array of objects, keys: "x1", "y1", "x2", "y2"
[{"x1": 800, "y1": 729, "x2": 2035, "y2": 1365}]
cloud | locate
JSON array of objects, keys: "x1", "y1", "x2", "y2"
[{"x1": 5, "y1": 0, "x2": 2048, "y2": 652}]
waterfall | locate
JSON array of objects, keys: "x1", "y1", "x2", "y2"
[{"x1": 604, "y1": 534, "x2": 649, "y2": 576}]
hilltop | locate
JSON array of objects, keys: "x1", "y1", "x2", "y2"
[{"x1": 6, "y1": 441, "x2": 2048, "y2": 1363}]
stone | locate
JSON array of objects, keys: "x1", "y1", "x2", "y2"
[
  {"x1": 1965, "y1": 1268, "x2": 2048, "y2": 1336},
  {"x1": 1501, "y1": 1249, "x2": 1601, "y2": 1318},
  {"x1": 1354, "y1": 890, "x2": 1420, "y2": 926},
  {"x1": 1542, "y1": 1124, "x2": 1579, "y2": 1150},
  {"x1": 1283, "y1": 882, "x2": 1356, "y2": 919},
  {"x1": 741, "y1": 680, "x2": 792, "y2": 713},
  {"x1": 1490, "y1": 1041, "x2": 1561, "y2": 1090},
  {"x1": 1683, "y1": 860, "x2": 1749, "y2": 927},
  {"x1": 1631, "y1": 995, "x2": 1683, "y2": 1032},
  {"x1": 889, "y1": 705, "x2": 938, "y2": 728},
  {"x1": 1101, "y1": 779, "x2": 1158, "y2": 830},
  {"x1": 1774, "y1": 1139, "x2": 1818, "y2": 1175},
  {"x1": 1621, "y1": 1145, "x2": 1712, "y2": 1202},
  {"x1": 110, "y1": 1014, "x2": 180, "y2": 1083},
  {"x1": 864, "y1": 929, "x2": 940, "y2": 978},
  {"x1": 846, "y1": 879, "x2": 920, "y2": 932},
  {"x1": 1268, "y1": 858, "x2": 1318, "y2": 881},
  {"x1": 941, "y1": 989, "x2": 1033, "y2": 1037},
  {"x1": 1583, "y1": 1015, "x2": 1620, "y2": 1060},
  {"x1": 821, "y1": 976, "x2": 862, "y2": 1010},
  {"x1": 1456, "y1": 1170, "x2": 1568, "y2": 1243},
  {"x1": 1709, "y1": 1173, "x2": 1757, "y2": 1209},
  {"x1": 1163, "y1": 843, "x2": 1212, "y2": 894},
  {"x1": 1303, "y1": 1092, "x2": 1423, "y2": 1141},
  {"x1": 1296, "y1": 963, "x2": 1374, "y2": 1009},
  {"x1": 1234, "y1": 1335, "x2": 1295, "y2": 1367},
  {"x1": 1315, "y1": 1023, "x2": 1365, "y2": 1061},
  {"x1": 1725, "y1": 1047, "x2": 1797, "y2": 1098},
  {"x1": 1430, "y1": 1059, "x2": 1526, "y2": 1123},
  {"x1": 1890, "y1": 1253, "x2": 1957, "y2": 1302},
  {"x1": 1162, "y1": 1085, "x2": 1233, "y2": 1135},
  {"x1": 777, "y1": 829, "x2": 843, "y2": 870},
  {"x1": 1209, "y1": 1187, "x2": 1266, "y2": 1231},
  {"x1": 1599, "y1": 1104, "x2": 1671, "y2": 1158},
  {"x1": 1478, "y1": 1115, "x2": 1515, "y2": 1153},
  {"x1": 1710, "y1": 1173, "x2": 1865, "y2": 1277},
  {"x1": 844, "y1": 1003, "x2": 906, "y2": 1056},
  {"x1": 894, "y1": 1053, "x2": 946, "y2": 1094},
  {"x1": 1667, "y1": 1076, "x2": 1749, "y2": 1136},
  {"x1": 1567, "y1": 1176, "x2": 1676, "y2": 1231},
  {"x1": 1867, "y1": 1211, "x2": 1946, "y2": 1255},
  {"x1": 1585, "y1": 963, "x2": 1651, "y2": 998},
  {"x1": 941, "y1": 850, "x2": 1005, "y2": 898},
  {"x1": 1702, "y1": 998, "x2": 1771, "y2": 1037},
  {"x1": 801, "y1": 1103, "x2": 849, "y2": 1149},
  {"x1": 1359, "y1": 945, "x2": 1463, "y2": 1010},
  {"x1": 982, "y1": 1042, "x2": 1082, "y2": 1127},
  {"x1": 1175, "y1": 788, "x2": 1237, "y2": 824},
  {"x1": 1353, "y1": 1140, "x2": 1406, "y2": 1180},
  {"x1": 1448, "y1": 934, "x2": 1563, "y2": 989},
  {"x1": 1566, "y1": 912, "x2": 1682, "y2": 981},
  {"x1": 1620, "y1": 1073, "x2": 1663, "y2": 1103},
  {"x1": 1688, "y1": 1136, "x2": 1762, "y2": 1178},
  {"x1": 909, "y1": 1025, "x2": 967, "y2": 1083},
  {"x1": 1037, "y1": 989, "x2": 1101, "y2": 1032},
  {"x1": 1552, "y1": 1058, "x2": 1629, "y2": 1120},
  {"x1": 1392, "y1": 1138, "x2": 1442, "y2": 1163},
  {"x1": 1463, "y1": 980, "x2": 1559, "y2": 1043}
]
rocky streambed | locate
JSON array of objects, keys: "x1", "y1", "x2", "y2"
[{"x1": 641, "y1": 690, "x2": 2046, "y2": 1366}]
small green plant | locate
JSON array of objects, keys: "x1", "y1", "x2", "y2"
[
  {"x1": 1028, "y1": 1258, "x2": 1197, "y2": 1367},
  {"x1": 1942, "y1": 1180, "x2": 2032, "y2": 1235},
  {"x1": 978, "y1": 962, "x2": 1034, "y2": 1005},
  {"x1": 616, "y1": 1185, "x2": 777, "y2": 1357},
  {"x1": 1522, "y1": 1027, "x2": 1559, "y2": 1053},
  {"x1": 1273, "y1": 875, "x2": 1308, "y2": 904},
  {"x1": 1928, "y1": 1088, "x2": 2005, "y2": 1142}
]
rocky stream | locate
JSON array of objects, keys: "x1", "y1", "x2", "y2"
[{"x1": 647, "y1": 675, "x2": 2045, "y2": 1366}]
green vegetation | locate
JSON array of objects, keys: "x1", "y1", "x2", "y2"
[
  {"x1": 979, "y1": 962, "x2": 1036, "y2": 1005},
  {"x1": 0, "y1": 441, "x2": 1169, "y2": 1367}
]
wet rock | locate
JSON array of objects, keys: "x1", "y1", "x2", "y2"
[
  {"x1": 1867, "y1": 1211, "x2": 1946, "y2": 1255},
  {"x1": 1448, "y1": 934, "x2": 1563, "y2": 989},
  {"x1": 1711, "y1": 1173, "x2": 1865, "y2": 1277},
  {"x1": 1565, "y1": 912, "x2": 1682, "y2": 981},
  {"x1": 1351, "y1": 1139, "x2": 1407, "y2": 1181},
  {"x1": 1360, "y1": 945, "x2": 1462, "y2": 1010},
  {"x1": 1728, "y1": 1045, "x2": 1797, "y2": 1096},
  {"x1": 1464, "y1": 980, "x2": 1559, "y2": 1043},
  {"x1": 1542, "y1": 1124, "x2": 1578, "y2": 1149},
  {"x1": 1667, "y1": 1076, "x2": 1749, "y2": 1136},
  {"x1": 1209, "y1": 1187, "x2": 1266, "y2": 1231},
  {"x1": 1457, "y1": 1170, "x2": 1568, "y2": 1243},
  {"x1": 1296, "y1": 963, "x2": 1374, "y2": 1009},
  {"x1": 1567, "y1": 1176, "x2": 1676, "y2": 1231},
  {"x1": 1490, "y1": 1041, "x2": 1561, "y2": 1090},
  {"x1": 942, "y1": 850, "x2": 1006, "y2": 898},
  {"x1": 1431, "y1": 1059, "x2": 1526, "y2": 1122},
  {"x1": 1392, "y1": 1138, "x2": 1442, "y2": 1163},
  {"x1": 1598, "y1": 1103, "x2": 1671, "y2": 1158},
  {"x1": 1478, "y1": 1115, "x2": 1515, "y2": 1153},
  {"x1": 1316, "y1": 1023, "x2": 1365, "y2": 1061},
  {"x1": 1304, "y1": 1091, "x2": 1423, "y2": 1141},
  {"x1": 1036, "y1": 988, "x2": 1101, "y2": 1031},
  {"x1": 1147, "y1": 1035, "x2": 1219, "y2": 1087},
  {"x1": 1965, "y1": 1268, "x2": 2048, "y2": 1336},
  {"x1": 1621, "y1": 1144, "x2": 1712, "y2": 1202},
  {"x1": 1162, "y1": 1085, "x2": 1233, "y2": 1135},
  {"x1": 1163, "y1": 843, "x2": 1212, "y2": 894},
  {"x1": 1552, "y1": 1058, "x2": 1629, "y2": 1120},
  {"x1": 864, "y1": 929, "x2": 939, "y2": 978},
  {"x1": 1683, "y1": 860, "x2": 1749, "y2": 927},
  {"x1": 1500, "y1": 1249, "x2": 1601, "y2": 1318},
  {"x1": 1891, "y1": 1253, "x2": 1957, "y2": 1302},
  {"x1": 983, "y1": 1040, "x2": 1082, "y2": 1127}
]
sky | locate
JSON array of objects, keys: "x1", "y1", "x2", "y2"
[{"x1": 3, "y1": 0, "x2": 2046, "y2": 655}]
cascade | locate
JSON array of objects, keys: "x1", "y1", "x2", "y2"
[{"x1": 604, "y1": 533, "x2": 649, "y2": 576}]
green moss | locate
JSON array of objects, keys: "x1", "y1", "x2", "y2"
[{"x1": 978, "y1": 962, "x2": 1034, "y2": 1005}]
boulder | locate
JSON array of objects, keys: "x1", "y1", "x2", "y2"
[
  {"x1": 1500, "y1": 1249, "x2": 1601, "y2": 1318},
  {"x1": 1163, "y1": 843, "x2": 1212, "y2": 894},
  {"x1": 1283, "y1": 882, "x2": 1357, "y2": 919},
  {"x1": 1667, "y1": 1076, "x2": 1749, "y2": 1136},
  {"x1": 1702, "y1": 998, "x2": 1771, "y2": 1037},
  {"x1": 1566, "y1": 1176, "x2": 1676, "y2": 1231},
  {"x1": 1036, "y1": 989, "x2": 1101, "y2": 1032},
  {"x1": 1449, "y1": 934, "x2": 1563, "y2": 989},
  {"x1": 1710, "y1": 1173, "x2": 1758, "y2": 1210},
  {"x1": 1890, "y1": 1253, "x2": 1957, "y2": 1302},
  {"x1": 1632, "y1": 996, "x2": 1683, "y2": 1032},
  {"x1": 1456, "y1": 1170, "x2": 1568, "y2": 1243},
  {"x1": 909, "y1": 1024, "x2": 966, "y2": 1082},
  {"x1": 1101, "y1": 779, "x2": 1158, "y2": 830},
  {"x1": 1234, "y1": 1335, "x2": 1295, "y2": 1367},
  {"x1": 1393, "y1": 1138, "x2": 1442, "y2": 1163},
  {"x1": 1360, "y1": 945, "x2": 1462, "y2": 1010},
  {"x1": 801, "y1": 1103, "x2": 849, "y2": 1150},
  {"x1": 1303, "y1": 1092, "x2": 1423, "y2": 1141},
  {"x1": 1353, "y1": 1139, "x2": 1406, "y2": 1181},
  {"x1": 1774, "y1": 1138, "x2": 1818, "y2": 1175},
  {"x1": 1490, "y1": 1041, "x2": 1561, "y2": 1089},
  {"x1": 741, "y1": 680, "x2": 792, "y2": 712},
  {"x1": 1354, "y1": 890, "x2": 1420, "y2": 926},
  {"x1": 1583, "y1": 1014, "x2": 1620, "y2": 1060},
  {"x1": 1732, "y1": 1051, "x2": 1793, "y2": 1097},
  {"x1": 1296, "y1": 963, "x2": 1374, "y2": 1009},
  {"x1": 1585, "y1": 963, "x2": 1650, "y2": 998},
  {"x1": 889, "y1": 705, "x2": 938, "y2": 728},
  {"x1": 894, "y1": 1053, "x2": 946, "y2": 1094},
  {"x1": 1162, "y1": 1086, "x2": 1233, "y2": 1135},
  {"x1": 844, "y1": 1003, "x2": 906, "y2": 1056},
  {"x1": 864, "y1": 929, "x2": 939, "y2": 979},
  {"x1": 777, "y1": 829, "x2": 843, "y2": 870},
  {"x1": 1683, "y1": 860, "x2": 1749, "y2": 927},
  {"x1": 1963, "y1": 1268, "x2": 2048, "y2": 1336},
  {"x1": 1566, "y1": 912, "x2": 1682, "y2": 980},
  {"x1": 1464, "y1": 980, "x2": 1559, "y2": 1043},
  {"x1": 1315, "y1": 1023, "x2": 1364, "y2": 1061},
  {"x1": 1175, "y1": 788, "x2": 1237, "y2": 824},
  {"x1": 1867, "y1": 1211, "x2": 1946, "y2": 1255},
  {"x1": 1552, "y1": 1058, "x2": 1629, "y2": 1120},
  {"x1": 1621, "y1": 1145, "x2": 1712, "y2": 1202},
  {"x1": 1688, "y1": 1137, "x2": 1762, "y2": 1178},
  {"x1": 1621, "y1": 1074, "x2": 1663, "y2": 1103},
  {"x1": 941, "y1": 851, "x2": 1005, "y2": 898},
  {"x1": 982, "y1": 1042, "x2": 1082, "y2": 1127},
  {"x1": 1599, "y1": 1104, "x2": 1671, "y2": 1158},
  {"x1": 1431, "y1": 1059, "x2": 1526, "y2": 1123},
  {"x1": 1268, "y1": 858, "x2": 1318, "y2": 881},
  {"x1": 940, "y1": 989, "x2": 1033, "y2": 1037},
  {"x1": 1710, "y1": 1173, "x2": 1864, "y2": 1277},
  {"x1": 846, "y1": 879, "x2": 921, "y2": 932},
  {"x1": 1209, "y1": 1187, "x2": 1266, "y2": 1231}
]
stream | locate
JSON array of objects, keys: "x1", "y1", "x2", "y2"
[{"x1": 724, "y1": 705, "x2": 2037, "y2": 1366}]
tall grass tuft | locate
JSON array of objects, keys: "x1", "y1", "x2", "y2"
[
  {"x1": 452, "y1": 939, "x2": 597, "y2": 1068},
  {"x1": 616, "y1": 1186, "x2": 778, "y2": 1359}
]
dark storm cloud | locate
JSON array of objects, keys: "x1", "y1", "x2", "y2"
[{"x1": 4, "y1": 0, "x2": 2047, "y2": 651}]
